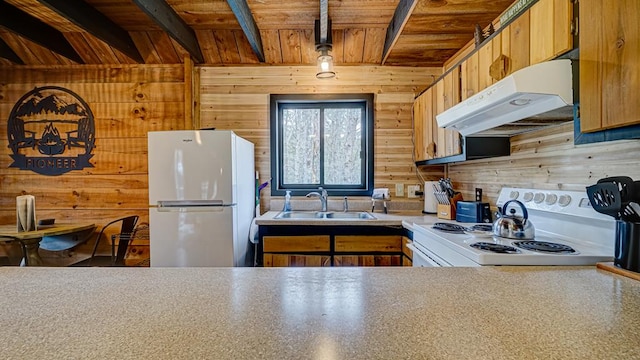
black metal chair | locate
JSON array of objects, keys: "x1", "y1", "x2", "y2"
[{"x1": 71, "y1": 215, "x2": 139, "y2": 267}]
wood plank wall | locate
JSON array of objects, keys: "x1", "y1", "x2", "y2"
[
  {"x1": 445, "y1": 123, "x2": 640, "y2": 206},
  {"x1": 198, "y1": 65, "x2": 444, "y2": 212},
  {"x1": 0, "y1": 64, "x2": 188, "y2": 265}
]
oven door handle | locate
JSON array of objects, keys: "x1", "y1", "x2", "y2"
[{"x1": 407, "y1": 243, "x2": 444, "y2": 267}]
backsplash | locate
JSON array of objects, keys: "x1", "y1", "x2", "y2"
[{"x1": 446, "y1": 123, "x2": 640, "y2": 206}]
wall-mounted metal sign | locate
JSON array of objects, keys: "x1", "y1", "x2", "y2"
[
  {"x1": 499, "y1": 0, "x2": 538, "y2": 26},
  {"x1": 7, "y1": 86, "x2": 95, "y2": 175}
]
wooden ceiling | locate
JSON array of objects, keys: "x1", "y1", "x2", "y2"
[{"x1": 0, "y1": 0, "x2": 515, "y2": 67}]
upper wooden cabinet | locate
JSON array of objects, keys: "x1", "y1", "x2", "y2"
[
  {"x1": 414, "y1": 0, "x2": 576, "y2": 162},
  {"x1": 413, "y1": 88, "x2": 434, "y2": 161},
  {"x1": 460, "y1": 0, "x2": 572, "y2": 100},
  {"x1": 413, "y1": 68, "x2": 461, "y2": 162},
  {"x1": 529, "y1": 0, "x2": 573, "y2": 64},
  {"x1": 461, "y1": 52, "x2": 479, "y2": 100},
  {"x1": 579, "y1": 0, "x2": 640, "y2": 132},
  {"x1": 440, "y1": 69, "x2": 462, "y2": 157}
]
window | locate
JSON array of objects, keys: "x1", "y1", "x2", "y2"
[{"x1": 270, "y1": 94, "x2": 374, "y2": 196}]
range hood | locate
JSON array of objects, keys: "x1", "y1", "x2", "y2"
[{"x1": 436, "y1": 59, "x2": 573, "y2": 136}]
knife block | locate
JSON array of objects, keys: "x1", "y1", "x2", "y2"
[
  {"x1": 437, "y1": 203, "x2": 455, "y2": 220},
  {"x1": 437, "y1": 193, "x2": 464, "y2": 220}
]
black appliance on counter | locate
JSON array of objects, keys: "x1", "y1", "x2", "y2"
[{"x1": 455, "y1": 201, "x2": 492, "y2": 223}]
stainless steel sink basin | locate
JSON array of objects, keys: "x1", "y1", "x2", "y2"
[{"x1": 274, "y1": 211, "x2": 376, "y2": 220}]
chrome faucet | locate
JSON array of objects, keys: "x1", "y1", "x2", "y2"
[{"x1": 306, "y1": 187, "x2": 328, "y2": 212}]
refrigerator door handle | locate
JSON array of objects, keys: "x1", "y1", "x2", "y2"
[{"x1": 157, "y1": 200, "x2": 235, "y2": 207}]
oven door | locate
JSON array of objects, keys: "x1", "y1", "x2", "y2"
[{"x1": 407, "y1": 243, "x2": 451, "y2": 267}]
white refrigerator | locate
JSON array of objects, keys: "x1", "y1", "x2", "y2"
[{"x1": 148, "y1": 130, "x2": 255, "y2": 267}]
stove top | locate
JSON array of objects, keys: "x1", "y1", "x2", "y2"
[{"x1": 412, "y1": 187, "x2": 616, "y2": 266}]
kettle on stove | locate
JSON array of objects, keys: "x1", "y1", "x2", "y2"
[{"x1": 492, "y1": 200, "x2": 535, "y2": 239}]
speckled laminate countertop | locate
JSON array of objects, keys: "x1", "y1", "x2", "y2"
[{"x1": 1, "y1": 266, "x2": 639, "y2": 359}]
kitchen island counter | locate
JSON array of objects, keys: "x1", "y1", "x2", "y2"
[{"x1": 1, "y1": 266, "x2": 639, "y2": 359}]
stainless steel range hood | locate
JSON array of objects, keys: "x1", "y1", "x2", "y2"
[{"x1": 436, "y1": 59, "x2": 573, "y2": 136}]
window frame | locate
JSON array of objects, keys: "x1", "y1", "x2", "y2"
[{"x1": 270, "y1": 93, "x2": 374, "y2": 197}]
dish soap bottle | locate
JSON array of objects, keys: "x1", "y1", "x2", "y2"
[{"x1": 283, "y1": 190, "x2": 292, "y2": 212}]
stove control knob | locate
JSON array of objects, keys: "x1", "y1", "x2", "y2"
[
  {"x1": 523, "y1": 192, "x2": 534, "y2": 202},
  {"x1": 558, "y1": 195, "x2": 572, "y2": 207},
  {"x1": 533, "y1": 192, "x2": 545, "y2": 203},
  {"x1": 509, "y1": 190, "x2": 519, "y2": 199},
  {"x1": 545, "y1": 194, "x2": 558, "y2": 205}
]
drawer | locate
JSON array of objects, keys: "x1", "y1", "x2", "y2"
[
  {"x1": 334, "y1": 235, "x2": 402, "y2": 252},
  {"x1": 263, "y1": 235, "x2": 330, "y2": 252}
]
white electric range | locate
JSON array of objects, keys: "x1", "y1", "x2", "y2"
[{"x1": 410, "y1": 187, "x2": 616, "y2": 267}]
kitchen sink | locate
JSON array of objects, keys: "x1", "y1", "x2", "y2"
[{"x1": 274, "y1": 211, "x2": 376, "y2": 220}]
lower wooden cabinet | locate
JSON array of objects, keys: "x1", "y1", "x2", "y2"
[
  {"x1": 261, "y1": 233, "x2": 407, "y2": 267},
  {"x1": 334, "y1": 235, "x2": 402, "y2": 267},
  {"x1": 262, "y1": 235, "x2": 331, "y2": 267}
]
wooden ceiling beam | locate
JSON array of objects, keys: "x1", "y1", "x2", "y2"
[
  {"x1": 381, "y1": 0, "x2": 418, "y2": 64},
  {"x1": 0, "y1": 2, "x2": 84, "y2": 63},
  {"x1": 37, "y1": 0, "x2": 144, "y2": 63},
  {"x1": 0, "y1": 36, "x2": 24, "y2": 65},
  {"x1": 227, "y1": 0, "x2": 265, "y2": 62},
  {"x1": 132, "y1": 0, "x2": 204, "y2": 63}
]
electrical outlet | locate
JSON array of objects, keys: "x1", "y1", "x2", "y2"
[
  {"x1": 408, "y1": 185, "x2": 420, "y2": 198},
  {"x1": 395, "y1": 183, "x2": 404, "y2": 197}
]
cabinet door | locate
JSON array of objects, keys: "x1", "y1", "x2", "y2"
[
  {"x1": 334, "y1": 235, "x2": 402, "y2": 267},
  {"x1": 413, "y1": 88, "x2": 436, "y2": 161},
  {"x1": 264, "y1": 254, "x2": 331, "y2": 267},
  {"x1": 263, "y1": 235, "x2": 331, "y2": 267},
  {"x1": 434, "y1": 80, "x2": 447, "y2": 158},
  {"x1": 334, "y1": 255, "x2": 402, "y2": 267},
  {"x1": 461, "y1": 51, "x2": 479, "y2": 100},
  {"x1": 442, "y1": 69, "x2": 462, "y2": 157},
  {"x1": 580, "y1": 0, "x2": 640, "y2": 132},
  {"x1": 530, "y1": 0, "x2": 573, "y2": 64},
  {"x1": 478, "y1": 39, "x2": 494, "y2": 91},
  {"x1": 507, "y1": 11, "x2": 530, "y2": 74},
  {"x1": 413, "y1": 91, "x2": 429, "y2": 161}
]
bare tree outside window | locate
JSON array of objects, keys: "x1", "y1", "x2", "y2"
[
  {"x1": 270, "y1": 94, "x2": 374, "y2": 197},
  {"x1": 282, "y1": 108, "x2": 320, "y2": 184},
  {"x1": 324, "y1": 108, "x2": 361, "y2": 185}
]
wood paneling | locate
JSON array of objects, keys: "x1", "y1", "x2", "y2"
[
  {"x1": 199, "y1": 65, "x2": 441, "y2": 205},
  {"x1": 0, "y1": 64, "x2": 187, "y2": 264},
  {"x1": 446, "y1": 123, "x2": 640, "y2": 207},
  {"x1": 2, "y1": 0, "x2": 516, "y2": 67}
]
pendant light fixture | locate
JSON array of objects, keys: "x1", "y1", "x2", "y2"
[{"x1": 315, "y1": 0, "x2": 335, "y2": 79}]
